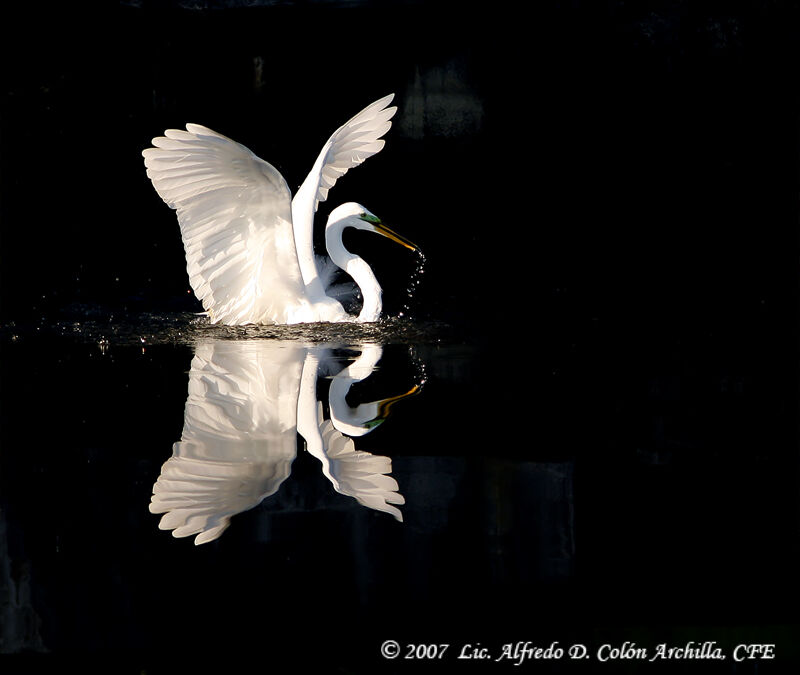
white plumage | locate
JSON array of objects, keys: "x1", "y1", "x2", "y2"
[
  {"x1": 143, "y1": 95, "x2": 417, "y2": 325},
  {"x1": 149, "y1": 341, "x2": 303, "y2": 544},
  {"x1": 149, "y1": 340, "x2": 407, "y2": 544}
]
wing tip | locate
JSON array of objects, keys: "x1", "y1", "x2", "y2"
[{"x1": 185, "y1": 122, "x2": 213, "y2": 136}]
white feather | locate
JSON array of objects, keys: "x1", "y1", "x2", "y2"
[
  {"x1": 143, "y1": 95, "x2": 399, "y2": 325},
  {"x1": 143, "y1": 125, "x2": 309, "y2": 324},
  {"x1": 290, "y1": 94, "x2": 397, "y2": 295},
  {"x1": 149, "y1": 341, "x2": 304, "y2": 544}
]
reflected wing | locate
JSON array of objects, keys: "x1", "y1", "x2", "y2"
[
  {"x1": 150, "y1": 444, "x2": 294, "y2": 545},
  {"x1": 291, "y1": 95, "x2": 396, "y2": 282},
  {"x1": 149, "y1": 341, "x2": 305, "y2": 544},
  {"x1": 143, "y1": 125, "x2": 307, "y2": 325},
  {"x1": 318, "y1": 406, "x2": 405, "y2": 522}
]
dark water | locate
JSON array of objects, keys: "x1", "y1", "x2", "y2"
[
  {"x1": 2, "y1": 1, "x2": 800, "y2": 673},
  {"x1": 1, "y1": 309, "x2": 798, "y2": 673}
]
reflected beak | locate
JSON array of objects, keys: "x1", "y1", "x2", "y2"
[
  {"x1": 374, "y1": 221, "x2": 418, "y2": 252},
  {"x1": 365, "y1": 384, "x2": 422, "y2": 429}
]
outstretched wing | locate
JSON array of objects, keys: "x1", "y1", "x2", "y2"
[
  {"x1": 149, "y1": 341, "x2": 306, "y2": 544},
  {"x1": 143, "y1": 125, "x2": 308, "y2": 325},
  {"x1": 291, "y1": 94, "x2": 397, "y2": 289},
  {"x1": 318, "y1": 409, "x2": 405, "y2": 522}
]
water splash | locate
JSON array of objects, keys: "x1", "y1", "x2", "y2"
[
  {"x1": 2, "y1": 250, "x2": 451, "y2": 350},
  {"x1": 2, "y1": 308, "x2": 451, "y2": 350},
  {"x1": 407, "y1": 342, "x2": 429, "y2": 391},
  {"x1": 398, "y1": 249, "x2": 427, "y2": 320}
]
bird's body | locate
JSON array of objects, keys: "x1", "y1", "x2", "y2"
[{"x1": 142, "y1": 94, "x2": 416, "y2": 325}]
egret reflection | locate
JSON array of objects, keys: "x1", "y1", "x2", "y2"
[{"x1": 149, "y1": 339, "x2": 421, "y2": 544}]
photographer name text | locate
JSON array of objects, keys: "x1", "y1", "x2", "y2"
[{"x1": 380, "y1": 640, "x2": 776, "y2": 665}]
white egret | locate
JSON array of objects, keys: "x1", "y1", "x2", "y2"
[{"x1": 142, "y1": 94, "x2": 418, "y2": 325}]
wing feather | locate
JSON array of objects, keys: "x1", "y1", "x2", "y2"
[
  {"x1": 295, "y1": 94, "x2": 396, "y2": 214},
  {"x1": 143, "y1": 124, "x2": 308, "y2": 324},
  {"x1": 290, "y1": 94, "x2": 396, "y2": 290},
  {"x1": 149, "y1": 342, "x2": 305, "y2": 544}
]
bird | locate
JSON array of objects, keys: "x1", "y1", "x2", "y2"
[{"x1": 142, "y1": 94, "x2": 418, "y2": 325}]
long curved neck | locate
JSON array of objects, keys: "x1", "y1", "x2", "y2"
[
  {"x1": 325, "y1": 219, "x2": 383, "y2": 322},
  {"x1": 329, "y1": 345, "x2": 383, "y2": 436},
  {"x1": 291, "y1": 187, "x2": 327, "y2": 300}
]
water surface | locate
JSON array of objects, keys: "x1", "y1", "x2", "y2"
[{"x1": 0, "y1": 312, "x2": 798, "y2": 672}]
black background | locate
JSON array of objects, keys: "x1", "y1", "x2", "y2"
[
  {"x1": 1, "y1": 1, "x2": 796, "y2": 335},
  {"x1": 1, "y1": 1, "x2": 800, "y2": 673}
]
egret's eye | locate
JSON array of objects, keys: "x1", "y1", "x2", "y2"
[{"x1": 360, "y1": 212, "x2": 382, "y2": 225}]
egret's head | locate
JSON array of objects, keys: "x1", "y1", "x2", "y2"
[{"x1": 329, "y1": 202, "x2": 418, "y2": 252}]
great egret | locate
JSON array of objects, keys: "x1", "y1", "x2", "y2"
[{"x1": 142, "y1": 94, "x2": 418, "y2": 325}]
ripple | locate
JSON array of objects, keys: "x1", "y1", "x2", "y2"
[{"x1": 2, "y1": 310, "x2": 455, "y2": 348}]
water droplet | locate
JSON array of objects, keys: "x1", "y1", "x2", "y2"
[{"x1": 400, "y1": 249, "x2": 427, "y2": 319}]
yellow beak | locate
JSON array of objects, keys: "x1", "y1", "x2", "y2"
[
  {"x1": 374, "y1": 222, "x2": 418, "y2": 252},
  {"x1": 366, "y1": 384, "x2": 423, "y2": 429}
]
